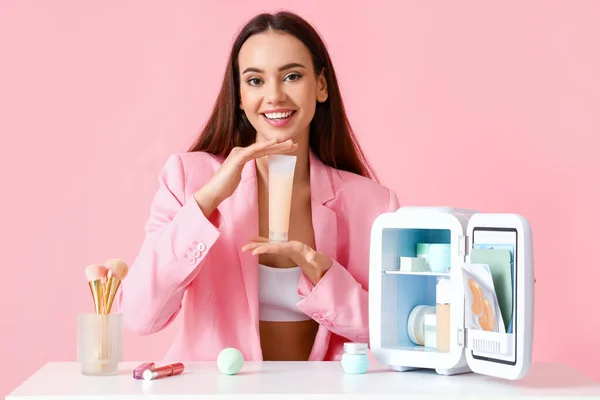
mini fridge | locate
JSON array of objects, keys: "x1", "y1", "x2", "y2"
[{"x1": 368, "y1": 206, "x2": 534, "y2": 380}]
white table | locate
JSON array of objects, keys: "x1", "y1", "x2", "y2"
[{"x1": 6, "y1": 361, "x2": 600, "y2": 399}]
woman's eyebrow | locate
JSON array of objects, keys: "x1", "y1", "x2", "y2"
[{"x1": 242, "y1": 63, "x2": 307, "y2": 74}]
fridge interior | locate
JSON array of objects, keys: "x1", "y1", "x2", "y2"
[{"x1": 380, "y1": 227, "x2": 452, "y2": 353}]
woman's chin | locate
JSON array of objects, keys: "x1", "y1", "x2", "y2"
[
  {"x1": 259, "y1": 129, "x2": 297, "y2": 143},
  {"x1": 255, "y1": 122, "x2": 309, "y2": 144}
]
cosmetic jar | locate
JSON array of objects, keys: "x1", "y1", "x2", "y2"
[
  {"x1": 407, "y1": 305, "x2": 436, "y2": 346},
  {"x1": 416, "y1": 243, "x2": 431, "y2": 259},
  {"x1": 77, "y1": 313, "x2": 123, "y2": 376},
  {"x1": 423, "y1": 313, "x2": 437, "y2": 349},
  {"x1": 341, "y1": 342, "x2": 369, "y2": 374},
  {"x1": 428, "y1": 244, "x2": 451, "y2": 272}
]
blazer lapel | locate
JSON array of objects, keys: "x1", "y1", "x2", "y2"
[
  {"x1": 307, "y1": 151, "x2": 339, "y2": 361},
  {"x1": 228, "y1": 159, "x2": 261, "y2": 357},
  {"x1": 309, "y1": 151, "x2": 337, "y2": 261}
]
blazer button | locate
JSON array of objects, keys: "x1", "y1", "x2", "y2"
[
  {"x1": 312, "y1": 313, "x2": 323, "y2": 320},
  {"x1": 196, "y1": 242, "x2": 207, "y2": 252},
  {"x1": 187, "y1": 257, "x2": 196, "y2": 265},
  {"x1": 193, "y1": 250, "x2": 202, "y2": 258}
]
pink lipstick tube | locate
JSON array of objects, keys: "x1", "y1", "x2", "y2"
[
  {"x1": 133, "y1": 362, "x2": 155, "y2": 380},
  {"x1": 142, "y1": 363, "x2": 185, "y2": 381}
]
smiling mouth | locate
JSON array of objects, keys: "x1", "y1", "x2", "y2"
[{"x1": 262, "y1": 110, "x2": 296, "y2": 121}]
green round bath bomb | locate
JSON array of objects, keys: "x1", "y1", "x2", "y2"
[{"x1": 217, "y1": 348, "x2": 244, "y2": 375}]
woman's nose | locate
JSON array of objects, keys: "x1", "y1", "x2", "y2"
[{"x1": 265, "y1": 81, "x2": 287, "y2": 104}]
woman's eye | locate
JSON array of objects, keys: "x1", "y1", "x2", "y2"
[
  {"x1": 247, "y1": 78, "x2": 263, "y2": 86},
  {"x1": 285, "y1": 73, "x2": 302, "y2": 82}
]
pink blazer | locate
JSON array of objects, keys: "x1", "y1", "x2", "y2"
[{"x1": 116, "y1": 150, "x2": 399, "y2": 362}]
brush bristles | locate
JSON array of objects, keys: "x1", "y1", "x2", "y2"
[
  {"x1": 105, "y1": 258, "x2": 129, "y2": 281},
  {"x1": 103, "y1": 258, "x2": 129, "y2": 314},
  {"x1": 85, "y1": 264, "x2": 108, "y2": 282}
]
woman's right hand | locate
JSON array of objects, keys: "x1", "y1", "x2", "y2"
[{"x1": 193, "y1": 138, "x2": 298, "y2": 218}]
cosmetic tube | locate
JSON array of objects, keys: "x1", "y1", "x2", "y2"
[
  {"x1": 143, "y1": 363, "x2": 185, "y2": 381},
  {"x1": 436, "y1": 277, "x2": 451, "y2": 353},
  {"x1": 268, "y1": 155, "x2": 297, "y2": 243},
  {"x1": 133, "y1": 362, "x2": 155, "y2": 380}
]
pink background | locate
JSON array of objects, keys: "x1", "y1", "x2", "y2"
[{"x1": 1, "y1": 0, "x2": 598, "y2": 396}]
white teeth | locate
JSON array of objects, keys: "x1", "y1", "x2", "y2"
[{"x1": 264, "y1": 111, "x2": 293, "y2": 119}]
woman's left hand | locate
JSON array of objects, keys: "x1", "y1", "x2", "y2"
[{"x1": 242, "y1": 236, "x2": 333, "y2": 285}]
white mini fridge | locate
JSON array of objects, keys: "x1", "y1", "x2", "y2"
[{"x1": 368, "y1": 206, "x2": 534, "y2": 380}]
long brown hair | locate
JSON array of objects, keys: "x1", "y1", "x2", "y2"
[{"x1": 188, "y1": 11, "x2": 377, "y2": 180}]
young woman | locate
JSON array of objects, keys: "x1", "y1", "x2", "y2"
[{"x1": 118, "y1": 11, "x2": 399, "y2": 362}]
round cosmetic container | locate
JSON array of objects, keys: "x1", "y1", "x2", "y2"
[
  {"x1": 407, "y1": 305, "x2": 436, "y2": 346},
  {"x1": 423, "y1": 312, "x2": 437, "y2": 349},
  {"x1": 341, "y1": 342, "x2": 369, "y2": 374},
  {"x1": 428, "y1": 244, "x2": 451, "y2": 272},
  {"x1": 416, "y1": 243, "x2": 431, "y2": 259}
]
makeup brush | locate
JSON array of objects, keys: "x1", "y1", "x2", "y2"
[
  {"x1": 103, "y1": 258, "x2": 129, "y2": 314},
  {"x1": 85, "y1": 264, "x2": 108, "y2": 314}
]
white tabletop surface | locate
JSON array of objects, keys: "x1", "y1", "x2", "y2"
[{"x1": 6, "y1": 360, "x2": 600, "y2": 399}]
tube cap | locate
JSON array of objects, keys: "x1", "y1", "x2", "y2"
[{"x1": 436, "y1": 277, "x2": 452, "y2": 304}]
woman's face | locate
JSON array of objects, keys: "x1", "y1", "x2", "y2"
[{"x1": 237, "y1": 31, "x2": 328, "y2": 144}]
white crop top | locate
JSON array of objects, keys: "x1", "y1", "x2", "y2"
[{"x1": 258, "y1": 263, "x2": 311, "y2": 322}]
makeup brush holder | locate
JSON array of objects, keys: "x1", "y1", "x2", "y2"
[{"x1": 77, "y1": 313, "x2": 124, "y2": 376}]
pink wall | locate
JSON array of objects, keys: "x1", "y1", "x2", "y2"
[{"x1": 1, "y1": 0, "x2": 598, "y2": 395}]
